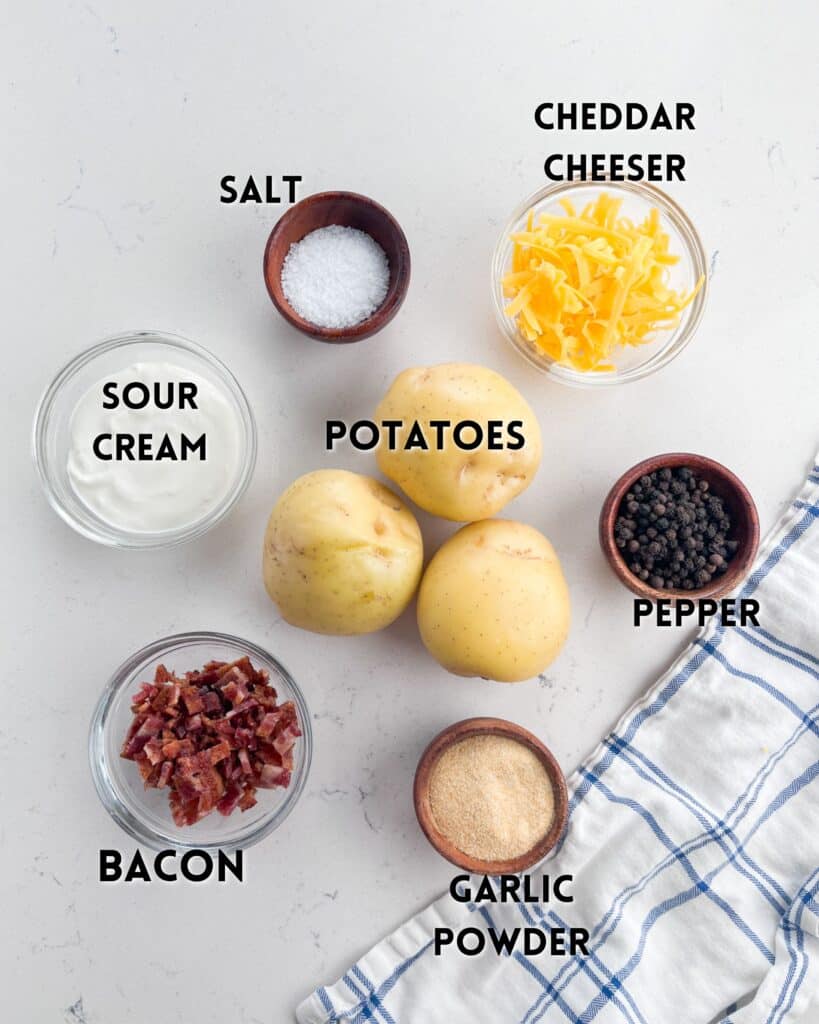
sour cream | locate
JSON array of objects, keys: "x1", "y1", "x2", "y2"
[{"x1": 67, "y1": 361, "x2": 242, "y2": 533}]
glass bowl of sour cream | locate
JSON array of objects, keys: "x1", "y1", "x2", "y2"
[{"x1": 32, "y1": 330, "x2": 257, "y2": 548}]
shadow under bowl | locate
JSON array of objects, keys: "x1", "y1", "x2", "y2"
[
  {"x1": 263, "y1": 190, "x2": 410, "y2": 342},
  {"x1": 413, "y1": 717, "x2": 569, "y2": 875},
  {"x1": 599, "y1": 452, "x2": 760, "y2": 602}
]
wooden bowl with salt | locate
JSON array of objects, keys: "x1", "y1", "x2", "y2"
[
  {"x1": 413, "y1": 717, "x2": 569, "y2": 875},
  {"x1": 263, "y1": 190, "x2": 411, "y2": 343}
]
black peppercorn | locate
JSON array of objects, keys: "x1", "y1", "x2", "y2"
[{"x1": 614, "y1": 465, "x2": 738, "y2": 592}]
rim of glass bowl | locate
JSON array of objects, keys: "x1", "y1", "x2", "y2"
[
  {"x1": 491, "y1": 180, "x2": 708, "y2": 389},
  {"x1": 89, "y1": 631, "x2": 313, "y2": 852},
  {"x1": 32, "y1": 330, "x2": 258, "y2": 549}
]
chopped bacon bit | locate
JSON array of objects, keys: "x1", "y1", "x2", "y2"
[
  {"x1": 132, "y1": 682, "x2": 157, "y2": 706},
  {"x1": 137, "y1": 757, "x2": 158, "y2": 783},
  {"x1": 181, "y1": 688, "x2": 204, "y2": 714},
  {"x1": 257, "y1": 762, "x2": 288, "y2": 788},
  {"x1": 217, "y1": 781, "x2": 243, "y2": 817},
  {"x1": 273, "y1": 720, "x2": 301, "y2": 756},
  {"x1": 233, "y1": 726, "x2": 256, "y2": 749},
  {"x1": 121, "y1": 713, "x2": 164, "y2": 758},
  {"x1": 120, "y1": 655, "x2": 300, "y2": 827},
  {"x1": 201, "y1": 691, "x2": 222, "y2": 714},
  {"x1": 256, "y1": 711, "x2": 281, "y2": 739},
  {"x1": 222, "y1": 679, "x2": 249, "y2": 707},
  {"x1": 160, "y1": 738, "x2": 182, "y2": 759},
  {"x1": 157, "y1": 760, "x2": 173, "y2": 789},
  {"x1": 207, "y1": 740, "x2": 231, "y2": 764},
  {"x1": 213, "y1": 719, "x2": 235, "y2": 739},
  {"x1": 226, "y1": 697, "x2": 258, "y2": 719},
  {"x1": 238, "y1": 788, "x2": 258, "y2": 812},
  {"x1": 143, "y1": 737, "x2": 165, "y2": 765}
]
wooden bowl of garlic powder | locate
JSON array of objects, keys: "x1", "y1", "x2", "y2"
[{"x1": 413, "y1": 718, "x2": 568, "y2": 874}]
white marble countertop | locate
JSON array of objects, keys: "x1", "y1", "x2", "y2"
[{"x1": 4, "y1": 2, "x2": 818, "y2": 1021}]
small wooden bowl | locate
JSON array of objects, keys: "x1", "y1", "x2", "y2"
[
  {"x1": 413, "y1": 717, "x2": 569, "y2": 875},
  {"x1": 599, "y1": 452, "x2": 760, "y2": 603},
  {"x1": 262, "y1": 191, "x2": 411, "y2": 343}
]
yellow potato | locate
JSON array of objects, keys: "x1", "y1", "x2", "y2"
[
  {"x1": 263, "y1": 469, "x2": 423, "y2": 636},
  {"x1": 417, "y1": 519, "x2": 570, "y2": 682},
  {"x1": 374, "y1": 364, "x2": 541, "y2": 521}
]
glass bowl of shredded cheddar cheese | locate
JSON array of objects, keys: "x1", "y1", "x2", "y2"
[{"x1": 492, "y1": 181, "x2": 707, "y2": 387}]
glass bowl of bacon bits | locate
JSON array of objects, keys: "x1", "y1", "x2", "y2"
[{"x1": 90, "y1": 632, "x2": 312, "y2": 851}]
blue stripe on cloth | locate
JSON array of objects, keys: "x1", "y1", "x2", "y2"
[
  {"x1": 328, "y1": 944, "x2": 434, "y2": 1023},
  {"x1": 531, "y1": 881, "x2": 725, "y2": 1024},
  {"x1": 347, "y1": 943, "x2": 434, "y2": 1024},
  {"x1": 576, "y1": 769, "x2": 775, "y2": 963},
  {"x1": 568, "y1": 646, "x2": 713, "y2": 816},
  {"x1": 525, "y1": 757, "x2": 819, "y2": 1021},
  {"x1": 520, "y1": 692, "x2": 819, "y2": 1022},
  {"x1": 603, "y1": 737, "x2": 788, "y2": 914},
  {"x1": 473, "y1": 891, "x2": 635, "y2": 1023},
  {"x1": 515, "y1": 900, "x2": 644, "y2": 1024},
  {"x1": 476, "y1": 902, "x2": 512, "y2": 956},
  {"x1": 748, "y1": 624, "x2": 819, "y2": 670},
  {"x1": 735, "y1": 628, "x2": 819, "y2": 681},
  {"x1": 350, "y1": 966, "x2": 397, "y2": 1024},
  {"x1": 740, "y1": 507, "x2": 817, "y2": 598},
  {"x1": 697, "y1": 641, "x2": 819, "y2": 742},
  {"x1": 744, "y1": 760, "x2": 819, "y2": 851},
  {"x1": 513, "y1": 951, "x2": 584, "y2": 1023},
  {"x1": 767, "y1": 921, "x2": 802, "y2": 1024},
  {"x1": 766, "y1": 870, "x2": 819, "y2": 1024},
  {"x1": 318, "y1": 987, "x2": 336, "y2": 1019},
  {"x1": 567, "y1": 863, "x2": 819, "y2": 1024},
  {"x1": 478, "y1": 892, "x2": 624, "y2": 1023},
  {"x1": 802, "y1": 889, "x2": 819, "y2": 916},
  {"x1": 343, "y1": 974, "x2": 372, "y2": 1018},
  {"x1": 546, "y1": 910, "x2": 645, "y2": 1024},
  {"x1": 605, "y1": 735, "x2": 722, "y2": 824}
]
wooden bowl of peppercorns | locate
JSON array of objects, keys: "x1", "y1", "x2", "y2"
[{"x1": 599, "y1": 453, "x2": 760, "y2": 602}]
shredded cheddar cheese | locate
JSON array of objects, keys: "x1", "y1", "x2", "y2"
[{"x1": 502, "y1": 193, "x2": 704, "y2": 372}]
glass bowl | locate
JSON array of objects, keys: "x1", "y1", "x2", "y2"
[
  {"x1": 491, "y1": 181, "x2": 708, "y2": 388},
  {"x1": 32, "y1": 330, "x2": 257, "y2": 548},
  {"x1": 89, "y1": 632, "x2": 312, "y2": 852}
]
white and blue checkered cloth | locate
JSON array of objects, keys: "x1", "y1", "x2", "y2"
[{"x1": 297, "y1": 456, "x2": 819, "y2": 1024}]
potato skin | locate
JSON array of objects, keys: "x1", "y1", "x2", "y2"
[
  {"x1": 374, "y1": 364, "x2": 542, "y2": 522},
  {"x1": 263, "y1": 469, "x2": 423, "y2": 636},
  {"x1": 417, "y1": 519, "x2": 570, "y2": 682}
]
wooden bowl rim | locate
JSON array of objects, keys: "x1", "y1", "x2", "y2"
[
  {"x1": 262, "y1": 190, "x2": 410, "y2": 344},
  {"x1": 599, "y1": 452, "x2": 760, "y2": 602},
  {"x1": 413, "y1": 717, "x2": 569, "y2": 875}
]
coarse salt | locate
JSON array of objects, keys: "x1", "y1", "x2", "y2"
[{"x1": 280, "y1": 224, "x2": 390, "y2": 329}]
